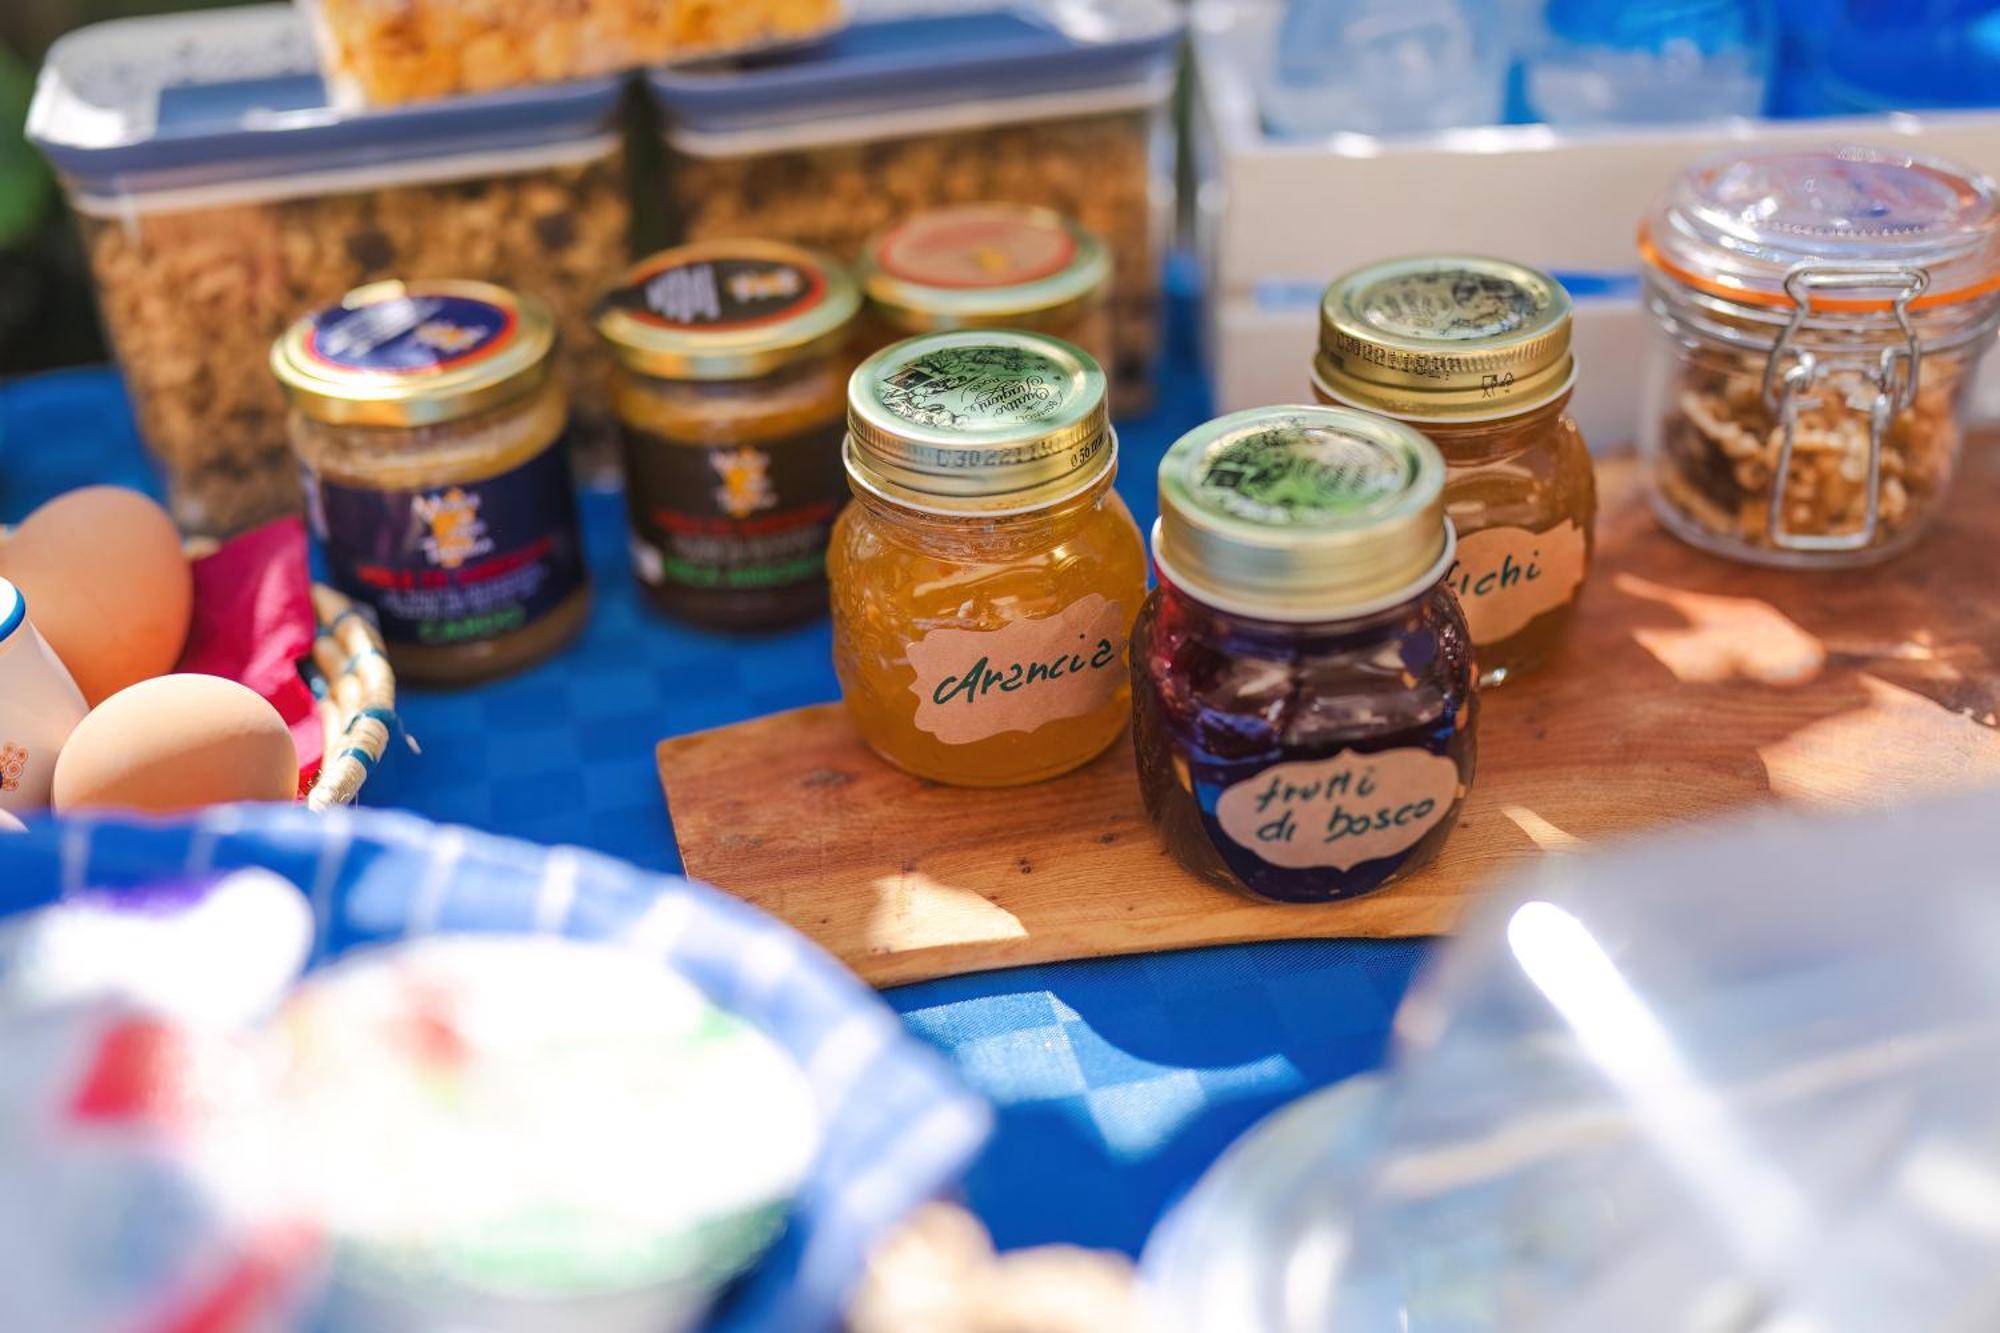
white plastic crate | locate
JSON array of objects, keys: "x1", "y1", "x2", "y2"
[{"x1": 1191, "y1": 0, "x2": 2000, "y2": 446}]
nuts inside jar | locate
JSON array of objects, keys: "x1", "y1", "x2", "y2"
[{"x1": 1654, "y1": 349, "x2": 1965, "y2": 554}]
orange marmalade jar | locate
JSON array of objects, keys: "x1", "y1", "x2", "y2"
[{"x1": 829, "y1": 329, "x2": 1147, "y2": 787}]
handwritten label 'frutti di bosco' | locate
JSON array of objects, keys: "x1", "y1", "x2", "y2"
[
  {"x1": 1446, "y1": 520, "x2": 1588, "y2": 645},
  {"x1": 906, "y1": 595, "x2": 1127, "y2": 745},
  {"x1": 1215, "y1": 749, "x2": 1461, "y2": 871}
]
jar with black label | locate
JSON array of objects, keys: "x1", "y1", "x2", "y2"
[
  {"x1": 272, "y1": 279, "x2": 591, "y2": 685},
  {"x1": 596, "y1": 241, "x2": 861, "y2": 631},
  {"x1": 1131, "y1": 405, "x2": 1478, "y2": 905}
]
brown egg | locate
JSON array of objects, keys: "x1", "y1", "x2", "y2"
[
  {"x1": 0, "y1": 486, "x2": 193, "y2": 704},
  {"x1": 53, "y1": 674, "x2": 299, "y2": 815}
]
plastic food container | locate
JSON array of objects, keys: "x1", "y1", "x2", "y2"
[
  {"x1": 28, "y1": 5, "x2": 631, "y2": 538},
  {"x1": 648, "y1": 1, "x2": 1184, "y2": 409},
  {"x1": 298, "y1": 0, "x2": 851, "y2": 108},
  {"x1": 1145, "y1": 786, "x2": 2000, "y2": 1331},
  {"x1": 1638, "y1": 143, "x2": 2000, "y2": 568}
]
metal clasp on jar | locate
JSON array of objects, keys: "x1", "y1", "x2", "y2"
[{"x1": 1760, "y1": 265, "x2": 1928, "y2": 553}]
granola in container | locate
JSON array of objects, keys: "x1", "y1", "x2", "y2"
[
  {"x1": 28, "y1": 6, "x2": 631, "y2": 538},
  {"x1": 647, "y1": 1, "x2": 1182, "y2": 410},
  {"x1": 298, "y1": 0, "x2": 849, "y2": 107},
  {"x1": 1638, "y1": 143, "x2": 2000, "y2": 568}
]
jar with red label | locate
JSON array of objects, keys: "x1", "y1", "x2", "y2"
[
  {"x1": 596, "y1": 241, "x2": 862, "y2": 630},
  {"x1": 1131, "y1": 405, "x2": 1478, "y2": 904},
  {"x1": 855, "y1": 204, "x2": 1116, "y2": 398},
  {"x1": 829, "y1": 329, "x2": 1147, "y2": 787},
  {"x1": 273, "y1": 279, "x2": 591, "y2": 685},
  {"x1": 1315, "y1": 256, "x2": 1594, "y2": 686}
]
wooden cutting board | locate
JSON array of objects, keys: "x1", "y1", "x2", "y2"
[{"x1": 658, "y1": 456, "x2": 2000, "y2": 986}]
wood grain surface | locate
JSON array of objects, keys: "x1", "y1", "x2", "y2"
[{"x1": 659, "y1": 456, "x2": 2000, "y2": 986}]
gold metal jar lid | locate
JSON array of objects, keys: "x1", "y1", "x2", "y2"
[
  {"x1": 1315, "y1": 256, "x2": 1575, "y2": 420},
  {"x1": 858, "y1": 204, "x2": 1111, "y2": 333},
  {"x1": 595, "y1": 239, "x2": 861, "y2": 380},
  {"x1": 1156, "y1": 405, "x2": 1452, "y2": 623},
  {"x1": 845, "y1": 329, "x2": 1112, "y2": 515},
  {"x1": 272, "y1": 279, "x2": 555, "y2": 428}
]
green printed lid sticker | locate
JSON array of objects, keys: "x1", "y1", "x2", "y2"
[
  {"x1": 877, "y1": 345, "x2": 1071, "y2": 433},
  {"x1": 1360, "y1": 269, "x2": 1541, "y2": 342},
  {"x1": 1195, "y1": 423, "x2": 1412, "y2": 526}
]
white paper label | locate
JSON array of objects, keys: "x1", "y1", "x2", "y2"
[
  {"x1": 905, "y1": 594, "x2": 1127, "y2": 746},
  {"x1": 1445, "y1": 519, "x2": 1588, "y2": 645},
  {"x1": 1214, "y1": 748, "x2": 1462, "y2": 871}
]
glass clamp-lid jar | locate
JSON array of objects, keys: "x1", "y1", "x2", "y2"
[
  {"x1": 1131, "y1": 405, "x2": 1478, "y2": 905},
  {"x1": 1639, "y1": 143, "x2": 2000, "y2": 567},
  {"x1": 596, "y1": 240, "x2": 861, "y2": 631},
  {"x1": 1316, "y1": 255, "x2": 1596, "y2": 686},
  {"x1": 272, "y1": 279, "x2": 590, "y2": 684},
  {"x1": 855, "y1": 204, "x2": 1115, "y2": 390},
  {"x1": 830, "y1": 329, "x2": 1148, "y2": 788}
]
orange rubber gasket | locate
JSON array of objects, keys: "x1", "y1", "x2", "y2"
[{"x1": 1637, "y1": 225, "x2": 2000, "y2": 314}]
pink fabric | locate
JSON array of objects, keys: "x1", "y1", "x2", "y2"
[{"x1": 176, "y1": 519, "x2": 324, "y2": 793}]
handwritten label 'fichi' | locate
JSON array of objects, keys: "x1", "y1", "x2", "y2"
[
  {"x1": 1215, "y1": 748, "x2": 1461, "y2": 871},
  {"x1": 906, "y1": 594, "x2": 1128, "y2": 746},
  {"x1": 1446, "y1": 519, "x2": 1588, "y2": 645}
]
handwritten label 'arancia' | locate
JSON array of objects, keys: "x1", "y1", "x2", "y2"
[
  {"x1": 1446, "y1": 519, "x2": 1588, "y2": 645},
  {"x1": 906, "y1": 595, "x2": 1127, "y2": 745},
  {"x1": 1215, "y1": 749, "x2": 1461, "y2": 871}
]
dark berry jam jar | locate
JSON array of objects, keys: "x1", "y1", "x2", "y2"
[{"x1": 1131, "y1": 405, "x2": 1479, "y2": 904}]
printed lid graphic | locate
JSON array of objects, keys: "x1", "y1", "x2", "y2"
[
  {"x1": 272, "y1": 279, "x2": 555, "y2": 428},
  {"x1": 861, "y1": 204, "x2": 1109, "y2": 329},
  {"x1": 1156, "y1": 405, "x2": 1450, "y2": 622},
  {"x1": 595, "y1": 240, "x2": 859, "y2": 381},
  {"x1": 1317, "y1": 256, "x2": 1574, "y2": 419},
  {"x1": 845, "y1": 329, "x2": 1111, "y2": 514}
]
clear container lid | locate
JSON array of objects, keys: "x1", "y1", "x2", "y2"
[
  {"x1": 1640, "y1": 143, "x2": 2000, "y2": 314},
  {"x1": 1145, "y1": 787, "x2": 2000, "y2": 1331},
  {"x1": 27, "y1": 4, "x2": 623, "y2": 208},
  {"x1": 648, "y1": 1, "x2": 1182, "y2": 154}
]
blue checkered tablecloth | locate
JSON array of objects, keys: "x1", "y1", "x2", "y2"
[{"x1": 0, "y1": 273, "x2": 1432, "y2": 1258}]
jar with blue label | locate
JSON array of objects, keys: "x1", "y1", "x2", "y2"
[{"x1": 273, "y1": 279, "x2": 591, "y2": 683}]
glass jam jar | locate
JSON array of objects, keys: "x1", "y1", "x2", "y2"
[
  {"x1": 829, "y1": 329, "x2": 1147, "y2": 787},
  {"x1": 1131, "y1": 405, "x2": 1478, "y2": 905},
  {"x1": 1639, "y1": 143, "x2": 2000, "y2": 567},
  {"x1": 855, "y1": 204, "x2": 1115, "y2": 391},
  {"x1": 1315, "y1": 256, "x2": 1594, "y2": 686},
  {"x1": 273, "y1": 279, "x2": 590, "y2": 685},
  {"x1": 596, "y1": 240, "x2": 861, "y2": 631}
]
